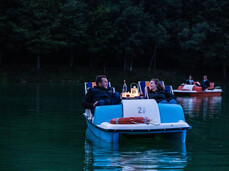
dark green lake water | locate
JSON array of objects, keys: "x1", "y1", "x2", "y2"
[{"x1": 0, "y1": 83, "x2": 228, "y2": 170}]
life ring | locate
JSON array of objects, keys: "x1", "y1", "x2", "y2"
[{"x1": 110, "y1": 117, "x2": 150, "y2": 124}]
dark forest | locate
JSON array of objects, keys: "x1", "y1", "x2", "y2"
[{"x1": 0, "y1": 0, "x2": 228, "y2": 77}]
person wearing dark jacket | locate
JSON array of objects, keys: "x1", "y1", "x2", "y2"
[
  {"x1": 200, "y1": 75, "x2": 210, "y2": 90},
  {"x1": 82, "y1": 75, "x2": 121, "y2": 112},
  {"x1": 196, "y1": 75, "x2": 210, "y2": 91},
  {"x1": 147, "y1": 78, "x2": 177, "y2": 104}
]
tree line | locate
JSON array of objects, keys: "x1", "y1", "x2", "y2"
[{"x1": 0, "y1": 0, "x2": 228, "y2": 76}]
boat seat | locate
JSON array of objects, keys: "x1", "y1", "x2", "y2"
[
  {"x1": 165, "y1": 85, "x2": 174, "y2": 95},
  {"x1": 122, "y1": 99, "x2": 161, "y2": 124},
  {"x1": 84, "y1": 81, "x2": 113, "y2": 94},
  {"x1": 208, "y1": 82, "x2": 214, "y2": 90},
  {"x1": 158, "y1": 103, "x2": 185, "y2": 123},
  {"x1": 138, "y1": 81, "x2": 174, "y2": 98},
  {"x1": 177, "y1": 85, "x2": 184, "y2": 90},
  {"x1": 138, "y1": 81, "x2": 150, "y2": 97},
  {"x1": 193, "y1": 86, "x2": 202, "y2": 92},
  {"x1": 93, "y1": 104, "x2": 123, "y2": 125}
]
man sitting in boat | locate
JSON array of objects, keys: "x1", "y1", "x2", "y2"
[
  {"x1": 82, "y1": 75, "x2": 121, "y2": 113},
  {"x1": 146, "y1": 78, "x2": 177, "y2": 104},
  {"x1": 196, "y1": 75, "x2": 210, "y2": 91},
  {"x1": 185, "y1": 75, "x2": 194, "y2": 85}
]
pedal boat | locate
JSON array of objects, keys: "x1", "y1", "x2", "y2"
[
  {"x1": 173, "y1": 84, "x2": 222, "y2": 97},
  {"x1": 83, "y1": 99, "x2": 191, "y2": 143}
]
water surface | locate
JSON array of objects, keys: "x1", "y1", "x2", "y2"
[{"x1": 0, "y1": 83, "x2": 228, "y2": 170}]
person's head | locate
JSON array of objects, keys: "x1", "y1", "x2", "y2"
[
  {"x1": 149, "y1": 78, "x2": 164, "y2": 91},
  {"x1": 96, "y1": 75, "x2": 108, "y2": 89},
  {"x1": 189, "y1": 75, "x2": 193, "y2": 80},
  {"x1": 203, "y1": 75, "x2": 208, "y2": 80}
]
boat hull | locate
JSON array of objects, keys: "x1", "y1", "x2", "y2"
[
  {"x1": 174, "y1": 91, "x2": 222, "y2": 97},
  {"x1": 86, "y1": 118, "x2": 188, "y2": 143},
  {"x1": 86, "y1": 119, "x2": 119, "y2": 143},
  {"x1": 84, "y1": 100, "x2": 191, "y2": 143}
]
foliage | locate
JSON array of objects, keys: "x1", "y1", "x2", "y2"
[{"x1": 0, "y1": 0, "x2": 228, "y2": 75}]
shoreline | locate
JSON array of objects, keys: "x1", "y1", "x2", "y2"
[{"x1": 0, "y1": 65, "x2": 224, "y2": 89}]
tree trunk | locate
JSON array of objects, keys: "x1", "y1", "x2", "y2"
[
  {"x1": 69, "y1": 47, "x2": 75, "y2": 69},
  {"x1": 153, "y1": 54, "x2": 157, "y2": 72},
  {"x1": 124, "y1": 56, "x2": 127, "y2": 70},
  {"x1": 148, "y1": 45, "x2": 157, "y2": 72},
  {"x1": 0, "y1": 52, "x2": 2, "y2": 66},
  {"x1": 36, "y1": 53, "x2": 40, "y2": 70},
  {"x1": 103, "y1": 63, "x2": 106, "y2": 73},
  {"x1": 223, "y1": 64, "x2": 226, "y2": 78},
  {"x1": 130, "y1": 58, "x2": 133, "y2": 72},
  {"x1": 90, "y1": 56, "x2": 93, "y2": 68},
  {"x1": 126, "y1": 58, "x2": 129, "y2": 71},
  {"x1": 36, "y1": 85, "x2": 40, "y2": 116}
]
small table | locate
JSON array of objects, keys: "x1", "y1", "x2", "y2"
[
  {"x1": 121, "y1": 92, "x2": 143, "y2": 99},
  {"x1": 122, "y1": 96, "x2": 143, "y2": 100}
]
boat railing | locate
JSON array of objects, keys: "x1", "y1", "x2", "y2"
[{"x1": 84, "y1": 109, "x2": 93, "y2": 121}]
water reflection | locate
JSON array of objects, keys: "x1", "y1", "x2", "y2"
[
  {"x1": 177, "y1": 96, "x2": 222, "y2": 120},
  {"x1": 84, "y1": 128, "x2": 187, "y2": 170},
  {"x1": 0, "y1": 83, "x2": 85, "y2": 170}
]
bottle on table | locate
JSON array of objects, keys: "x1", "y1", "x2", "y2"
[{"x1": 122, "y1": 80, "x2": 127, "y2": 93}]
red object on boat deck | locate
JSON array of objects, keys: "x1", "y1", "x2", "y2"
[
  {"x1": 193, "y1": 86, "x2": 202, "y2": 92},
  {"x1": 177, "y1": 86, "x2": 184, "y2": 90},
  {"x1": 208, "y1": 82, "x2": 215, "y2": 90},
  {"x1": 110, "y1": 117, "x2": 150, "y2": 124}
]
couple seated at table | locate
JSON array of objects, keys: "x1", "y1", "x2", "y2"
[{"x1": 82, "y1": 75, "x2": 177, "y2": 112}]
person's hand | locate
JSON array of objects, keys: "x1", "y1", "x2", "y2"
[{"x1": 93, "y1": 101, "x2": 98, "y2": 107}]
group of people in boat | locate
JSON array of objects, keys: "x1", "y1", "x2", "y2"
[
  {"x1": 82, "y1": 75, "x2": 177, "y2": 112},
  {"x1": 185, "y1": 75, "x2": 210, "y2": 91}
]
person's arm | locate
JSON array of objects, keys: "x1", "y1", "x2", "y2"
[
  {"x1": 82, "y1": 88, "x2": 94, "y2": 109},
  {"x1": 164, "y1": 90, "x2": 177, "y2": 100},
  {"x1": 196, "y1": 81, "x2": 201, "y2": 86}
]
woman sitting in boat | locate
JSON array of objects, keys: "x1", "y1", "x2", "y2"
[
  {"x1": 82, "y1": 75, "x2": 121, "y2": 113},
  {"x1": 146, "y1": 78, "x2": 177, "y2": 104},
  {"x1": 185, "y1": 75, "x2": 194, "y2": 85}
]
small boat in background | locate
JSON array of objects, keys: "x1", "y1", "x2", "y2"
[{"x1": 173, "y1": 83, "x2": 222, "y2": 97}]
